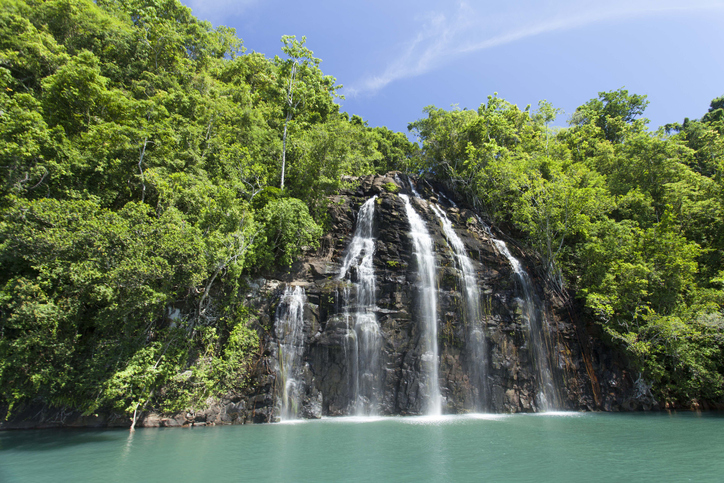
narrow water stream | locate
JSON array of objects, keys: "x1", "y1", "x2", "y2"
[
  {"x1": 400, "y1": 194, "x2": 442, "y2": 415},
  {"x1": 338, "y1": 196, "x2": 381, "y2": 415}
]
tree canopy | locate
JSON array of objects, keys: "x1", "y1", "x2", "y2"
[
  {"x1": 407, "y1": 88, "x2": 724, "y2": 405},
  {"x1": 0, "y1": 0, "x2": 417, "y2": 419},
  {"x1": 1, "y1": 0, "x2": 722, "y2": 416}
]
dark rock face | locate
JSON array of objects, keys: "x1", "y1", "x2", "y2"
[
  {"x1": 250, "y1": 173, "x2": 642, "y2": 420},
  {"x1": 0, "y1": 173, "x2": 644, "y2": 430}
]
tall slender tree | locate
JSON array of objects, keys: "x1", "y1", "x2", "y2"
[{"x1": 278, "y1": 35, "x2": 315, "y2": 191}]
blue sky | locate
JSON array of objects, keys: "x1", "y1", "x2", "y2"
[{"x1": 181, "y1": 0, "x2": 724, "y2": 135}]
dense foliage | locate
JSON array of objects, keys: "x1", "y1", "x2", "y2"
[
  {"x1": 0, "y1": 0, "x2": 416, "y2": 419},
  {"x1": 1, "y1": 0, "x2": 721, "y2": 418},
  {"x1": 408, "y1": 91, "x2": 724, "y2": 405}
]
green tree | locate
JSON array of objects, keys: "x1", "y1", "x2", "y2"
[
  {"x1": 570, "y1": 88, "x2": 649, "y2": 143},
  {"x1": 275, "y1": 35, "x2": 341, "y2": 190},
  {"x1": 287, "y1": 117, "x2": 377, "y2": 215},
  {"x1": 255, "y1": 197, "x2": 323, "y2": 269},
  {"x1": 370, "y1": 126, "x2": 419, "y2": 174}
]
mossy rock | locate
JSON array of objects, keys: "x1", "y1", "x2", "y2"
[{"x1": 383, "y1": 182, "x2": 400, "y2": 193}]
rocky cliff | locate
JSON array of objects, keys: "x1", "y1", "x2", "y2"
[
  {"x1": 1, "y1": 173, "x2": 650, "y2": 430},
  {"x1": 241, "y1": 173, "x2": 647, "y2": 423}
]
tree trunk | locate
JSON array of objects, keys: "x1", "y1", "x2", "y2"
[
  {"x1": 138, "y1": 137, "x2": 148, "y2": 203},
  {"x1": 281, "y1": 111, "x2": 292, "y2": 191},
  {"x1": 281, "y1": 62, "x2": 297, "y2": 190}
]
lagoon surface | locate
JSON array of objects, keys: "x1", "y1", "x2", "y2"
[{"x1": 1, "y1": 412, "x2": 723, "y2": 482}]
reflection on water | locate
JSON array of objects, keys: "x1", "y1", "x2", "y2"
[
  {"x1": 1, "y1": 413, "x2": 723, "y2": 482},
  {"x1": 0, "y1": 430, "x2": 118, "y2": 452}
]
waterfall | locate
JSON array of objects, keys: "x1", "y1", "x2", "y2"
[
  {"x1": 406, "y1": 175, "x2": 422, "y2": 199},
  {"x1": 430, "y1": 187, "x2": 458, "y2": 208},
  {"x1": 438, "y1": 191, "x2": 457, "y2": 208},
  {"x1": 430, "y1": 204, "x2": 488, "y2": 411},
  {"x1": 400, "y1": 194, "x2": 442, "y2": 415},
  {"x1": 338, "y1": 196, "x2": 381, "y2": 415},
  {"x1": 492, "y1": 239, "x2": 558, "y2": 411},
  {"x1": 274, "y1": 285, "x2": 307, "y2": 420}
]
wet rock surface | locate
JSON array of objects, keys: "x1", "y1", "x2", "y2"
[
  {"x1": 1, "y1": 173, "x2": 647, "y2": 430},
  {"x1": 248, "y1": 173, "x2": 642, "y2": 421}
]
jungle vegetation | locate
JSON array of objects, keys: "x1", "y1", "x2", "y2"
[
  {"x1": 0, "y1": 0, "x2": 721, "y2": 419},
  {"x1": 408, "y1": 92, "x2": 724, "y2": 405}
]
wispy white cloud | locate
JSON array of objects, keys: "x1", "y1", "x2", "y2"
[
  {"x1": 184, "y1": 0, "x2": 259, "y2": 26},
  {"x1": 346, "y1": 0, "x2": 724, "y2": 97}
]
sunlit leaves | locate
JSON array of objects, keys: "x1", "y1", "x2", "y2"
[
  {"x1": 255, "y1": 198, "x2": 322, "y2": 269},
  {"x1": 407, "y1": 90, "x2": 724, "y2": 404},
  {"x1": 0, "y1": 198, "x2": 208, "y2": 409},
  {"x1": 569, "y1": 88, "x2": 649, "y2": 143}
]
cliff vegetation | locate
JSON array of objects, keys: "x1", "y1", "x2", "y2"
[{"x1": 0, "y1": 0, "x2": 722, "y2": 423}]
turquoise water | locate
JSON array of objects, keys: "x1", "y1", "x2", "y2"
[{"x1": 1, "y1": 412, "x2": 722, "y2": 482}]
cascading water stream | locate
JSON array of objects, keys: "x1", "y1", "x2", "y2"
[
  {"x1": 406, "y1": 175, "x2": 422, "y2": 199},
  {"x1": 492, "y1": 239, "x2": 559, "y2": 411},
  {"x1": 437, "y1": 191, "x2": 457, "y2": 208},
  {"x1": 400, "y1": 194, "x2": 442, "y2": 415},
  {"x1": 338, "y1": 197, "x2": 381, "y2": 415},
  {"x1": 430, "y1": 204, "x2": 488, "y2": 411},
  {"x1": 274, "y1": 285, "x2": 307, "y2": 420},
  {"x1": 429, "y1": 186, "x2": 458, "y2": 208}
]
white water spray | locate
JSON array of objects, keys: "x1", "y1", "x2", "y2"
[
  {"x1": 407, "y1": 176, "x2": 422, "y2": 199},
  {"x1": 275, "y1": 286, "x2": 307, "y2": 420},
  {"x1": 492, "y1": 239, "x2": 558, "y2": 411},
  {"x1": 401, "y1": 194, "x2": 442, "y2": 415},
  {"x1": 338, "y1": 197, "x2": 381, "y2": 415},
  {"x1": 431, "y1": 204, "x2": 488, "y2": 410}
]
